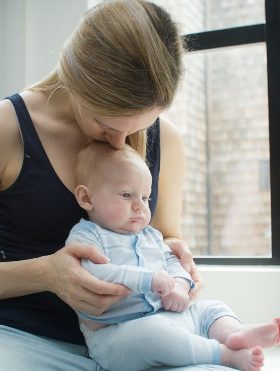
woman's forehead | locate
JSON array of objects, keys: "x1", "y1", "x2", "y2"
[{"x1": 90, "y1": 107, "x2": 162, "y2": 132}]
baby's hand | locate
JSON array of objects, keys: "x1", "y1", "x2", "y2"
[
  {"x1": 161, "y1": 279, "x2": 190, "y2": 312},
  {"x1": 151, "y1": 271, "x2": 175, "y2": 296}
]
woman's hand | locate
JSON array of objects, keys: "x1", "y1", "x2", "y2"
[
  {"x1": 46, "y1": 243, "x2": 131, "y2": 315},
  {"x1": 164, "y1": 238, "x2": 203, "y2": 302}
]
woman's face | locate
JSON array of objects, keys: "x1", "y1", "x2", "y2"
[{"x1": 72, "y1": 99, "x2": 162, "y2": 149}]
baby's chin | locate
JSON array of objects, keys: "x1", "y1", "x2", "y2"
[{"x1": 115, "y1": 222, "x2": 148, "y2": 235}]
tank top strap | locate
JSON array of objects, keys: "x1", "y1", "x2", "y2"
[
  {"x1": 5, "y1": 93, "x2": 48, "y2": 163},
  {"x1": 146, "y1": 118, "x2": 160, "y2": 217}
]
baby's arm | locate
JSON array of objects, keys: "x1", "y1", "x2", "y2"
[
  {"x1": 67, "y1": 225, "x2": 174, "y2": 295},
  {"x1": 82, "y1": 259, "x2": 174, "y2": 295}
]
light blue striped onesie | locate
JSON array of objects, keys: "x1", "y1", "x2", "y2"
[{"x1": 66, "y1": 219, "x2": 238, "y2": 371}]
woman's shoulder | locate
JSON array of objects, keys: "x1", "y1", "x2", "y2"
[
  {"x1": 0, "y1": 90, "x2": 46, "y2": 135},
  {"x1": 159, "y1": 115, "x2": 184, "y2": 163},
  {"x1": 146, "y1": 115, "x2": 183, "y2": 157},
  {"x1": 159, "y1": 115, "x2": 183, "y2": 143},
  {"x1": 0, "y1": 97, "x2": 23, "y2": 190},
  {"x1": 0, "y1": 97, "x2": 19, "y2": 135}
]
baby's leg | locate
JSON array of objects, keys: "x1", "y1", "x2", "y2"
[
  {"x1": 152, "y1": 312, "x2": 265, "y2": 371},
  {"x1": 81, "y1": 312, "x2": 222, "y2": 370},
  {"x1": 188, "y1": 300, "x2": 265, "y2": 370},
  {"x1": 81, "y1": 311, "x2": 266, "y2": 371},
  {"x1": 209, "y1": 316, "x2": 280, "y2": 349}
]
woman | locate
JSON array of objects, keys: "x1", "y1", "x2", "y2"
[{"x1": 0, "y1": 1, "x2": 232, "y2": 370}]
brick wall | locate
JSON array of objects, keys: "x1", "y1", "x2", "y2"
[{"x1": 153, "y1": 0, "x2": 269, "y2": 256}]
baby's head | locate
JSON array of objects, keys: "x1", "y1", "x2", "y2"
[{"x1": 75, "y1": 141, "x2": 152, "y2": 234}]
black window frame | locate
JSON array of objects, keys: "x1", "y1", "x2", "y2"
[{"x1": 183, "y1": 0, "x2": 280, "y2": 265}]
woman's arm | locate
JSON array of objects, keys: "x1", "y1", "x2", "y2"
[
  {"x1": 150, "y1": 117, "x2": 185, "y2": 240},
  {"x1": 0, "y1": 243, "x2": 129, "y2": 314},
  {"x1": 150, "y1": 117, "x2": 194, "y2": 269},
  {"x1": 150, "y1": 117, "x2": 202, "y2": 299}
]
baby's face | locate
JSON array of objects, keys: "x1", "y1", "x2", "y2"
[{"x1": 88, "y1": 160, "x2": 152, "y2": 234}]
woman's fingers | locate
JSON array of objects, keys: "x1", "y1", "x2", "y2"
[
  {"x1": 74, "y1": 288, "x2": 125, "y2": 315},
  {"x1": 164, "y1": 238, "x2": 193, "y2": 272},
  {"x1": 81, "y1": 269, "x2": 130, "y2": 296},
  {"x1": 58, "y1": 269, "x2": 130, "y2": 314},
  {"x1": 68, "y1": 243, "x2": 109, "y2": 264},
  {"x1": 189, "y1": 262, "x2": 203, "y2": 301},
  {"x1": 48, "y1": 244, "x2": 131, "y2": 313},
  {"x1": 164, "y1": 239, "x2": 204, "y2": 300}
]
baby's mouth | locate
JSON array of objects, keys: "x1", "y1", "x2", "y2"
[{"x1": 129, "y1": 216, "x2": 144, "y2": 223}]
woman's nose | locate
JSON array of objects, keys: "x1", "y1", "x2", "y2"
[{"x1": 105, "y1": 131, "x2": 127, "y2": 149}]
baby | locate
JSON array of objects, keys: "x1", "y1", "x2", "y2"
[{"x1": 66, "y1": 141, "x2": 280, "y2": 371}]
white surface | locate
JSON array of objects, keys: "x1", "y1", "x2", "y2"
[
  {"x1": 197, "y1": 265, "x2": 280, "y2": 323},
  {"x1": 263, "y1": 346, "x2": 280, "y2": 370}
]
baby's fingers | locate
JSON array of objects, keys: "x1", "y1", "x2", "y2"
[
  {"x1": 159, "y1": 285, "x2": 170, "y2": 296},
  {"x1": 162, "y1": 297, "x2": 172, "y2": 311}
]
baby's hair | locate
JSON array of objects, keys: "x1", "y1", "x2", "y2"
[{"x1": 76, "y1": 141, "x2": 148, "y2": 189}]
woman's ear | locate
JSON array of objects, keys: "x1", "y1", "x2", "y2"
[{"x1": 74, "y1": 185, "x2": 94, "y2": 211}]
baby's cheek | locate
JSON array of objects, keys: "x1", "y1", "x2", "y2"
[
  {"x1": 145, "y1": 209, "x2": 152, "y2": 224},
  {"x1": 107, "y1": 208, "x2": 127, "y2": 225}
]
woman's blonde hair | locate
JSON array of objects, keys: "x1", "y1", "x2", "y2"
[{"x1": 31, "y1": 0, "x2": 185, "y2": 157}]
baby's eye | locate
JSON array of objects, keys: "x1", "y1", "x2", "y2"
[
  {"x1": 142, "y1": 196, "x2": 151, "y2": 202},
  {"x1": 122, "y1": 193, "x2": 131, "y2": 198}
]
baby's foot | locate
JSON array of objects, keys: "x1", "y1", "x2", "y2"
[
  {"x1": 225, "y1": 318, "x2": 280, "y2": 350},
  {"x1": 221, "y1": 345, "x2": 264, "y2": 371}
]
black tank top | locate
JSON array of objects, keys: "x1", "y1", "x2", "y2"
[{"x1": 0, "y1": 93, "x2": 160, "y2": 344}]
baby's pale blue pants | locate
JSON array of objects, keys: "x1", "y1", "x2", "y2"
[
  {"x1": 0, "y1": 300, "x2": 237, "y2": 371},
  {"x1": 81, "y1": 300, "x2": 238, "y2": 371}
]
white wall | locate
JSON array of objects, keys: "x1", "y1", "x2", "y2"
[
  {"x1": 0, "y1": 0, "x2": 87, "y2": 98},
  {"x1": 0, "y1": 0, "x2": 26, "y2": 98}
]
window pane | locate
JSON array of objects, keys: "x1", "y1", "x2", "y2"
[
  {"x1": 152, "y1": 0, "x2": 265, "y2": 34},
  {"x1": 163, "y1": 44, "x2": 271, "y2": 257}
]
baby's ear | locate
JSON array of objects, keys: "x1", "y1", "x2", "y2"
[{"x1": 74, "y1": 185, "x2": 94, "y2": 211}]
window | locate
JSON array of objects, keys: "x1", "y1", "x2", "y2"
[{"x1": 154, "y1": 0, "x2": 280, "y2": 264}]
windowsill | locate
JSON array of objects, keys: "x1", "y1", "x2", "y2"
[
  {"x1": 196, "y1": 264, "x2": 280, "y2": 323},
  {"x1": 198, "y1": 264, "x2": 280, "y2": 272}
]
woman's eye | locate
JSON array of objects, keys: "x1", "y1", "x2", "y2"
[{"x1": 122, "y1": 193, "x2": 130, "y2": 198}]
